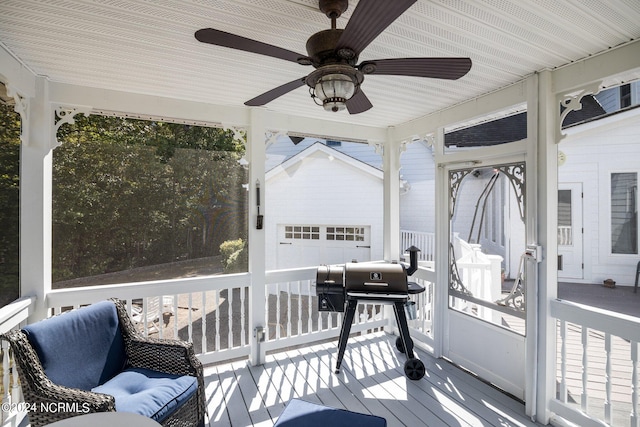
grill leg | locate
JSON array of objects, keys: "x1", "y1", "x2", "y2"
[
  {"x1": 393, "y1": 301, "x2": 415, "y2": 359},
  {"x1": 393, "y1": 300, "x2": 425, "y2": 380},
  {"x1": 335, "y1": 298, "x2": 357, "y2": 373}
]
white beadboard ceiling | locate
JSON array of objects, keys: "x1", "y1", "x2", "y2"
[{"x1": 1, "y1": 0, "x2": 639, "y2": 128}]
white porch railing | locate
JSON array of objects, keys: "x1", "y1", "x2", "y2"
[
  {"x1": 401, "y1": 230, "x2": 435, "y2": 262},
  {"x1": 550, "y1": 299, "x2": 640, "y2": 427},
  {"x1": 1, "y1": 296, "x2": 35, "y2": 427},
  {"x1": 0, "y1": 264, "x2": 437, "y2": 427}
]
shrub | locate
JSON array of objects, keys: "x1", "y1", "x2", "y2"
[{"x1": 220, "y1": 238, "x2": 247, "y2": 273}]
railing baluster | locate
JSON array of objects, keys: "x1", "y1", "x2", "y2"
[
  {"x1": 9, "y1": 352, "x2": 20, "y2": 410},
  {"x1": 275, "y1": 282, "x2": 281, "y2": 340},
  {"x1": 581, "y1": 325, "x2": 589, "y2": 412},
  {"x1": 240, "y1": 285, "x2": 245, "y2": 347},
  {"x1": 307, "y1": 279, "x2": 312, "y2": 334},
  {"x1": 605, "y1": 333, "x2": 612, "y2": 424},
  {"x1": 201, "y1": 291, "x2": 207, "y2": 353},
  {"x1": 559, "y1": 319, "x2": 567, "y2": 403},
  {"x1": 2, "y1": 341, "x2": 10, "y2": 422},
  {"x1": 264, "y1": 284, "x2": 270, "y2": 341},
  {"x1": 215, "y1": 290, "x2": 220, "y2": 351},
  {"x1": 227, "y1": 288, "x2": 233, "y2": 348},
  {"x1": 297, "y1": 281, "x2": 302, "y2": 337},
  {"x1": 188, "y1": 293, "x2": 193, "y2": 343},
  {"x1": 632, "y1": 341, "x2": 638, "y2": 427},
  {"x1": 286, "y1": 281, "x2": 291, "y2": 338},
  {"x1": 173, "y1": 294, "x2": 178, "y2": 339}
]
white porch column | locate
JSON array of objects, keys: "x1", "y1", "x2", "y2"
[
  {"x1": 247, "y1": 108, "x2": 267, "y2": 366},
  {"x1": 432, "y1": 126, "x2": 447, "y2": 359},
  {"x1": 534, "y1": 69, "x2": 558, "y2": 424},
  {"x1": 20, "y1": 76, "x2": 53, "y2": 322},
  {"x1": 383, "y1": 127, "x2": 401, "y2": 262}
]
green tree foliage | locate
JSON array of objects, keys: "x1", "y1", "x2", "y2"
[
  {"x1": 53, "y1": 114, "x2": 247, "y2": 284},
  {"x1": 0, "y1": 103, "x2": 20, "y2": 307}
]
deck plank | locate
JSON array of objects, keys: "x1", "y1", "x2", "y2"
[{"x1": 201, "y1": 332, "x2": 544, "y2": 427}]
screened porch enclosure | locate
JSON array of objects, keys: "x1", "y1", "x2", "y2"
[{"x1": 2, "y1": 1, "x2": 640, "y2": 427}]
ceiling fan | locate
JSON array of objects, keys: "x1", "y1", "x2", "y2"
[{"x1": 195, "y1": 0, "x2": 471, "y2": 114}]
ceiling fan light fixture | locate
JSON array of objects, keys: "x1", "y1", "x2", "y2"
[{"x1": 307, "y1": 65, "x2": 363, "y2": 112}]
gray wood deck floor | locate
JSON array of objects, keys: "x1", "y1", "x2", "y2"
[{"x1": 203, "y1": 331, "x2": 544, "y2": 427}]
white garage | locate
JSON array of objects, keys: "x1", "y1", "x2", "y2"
[{"x1": 264, "y1": 142, "x2": 384, "y2": 270}]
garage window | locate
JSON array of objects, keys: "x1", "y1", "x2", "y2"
[
  {"x1": 285, "y1": 225, "x2": 320, "y2": 240},
  {"x1": 327, "y1": 227, "x2": 366, "y2": 241}
]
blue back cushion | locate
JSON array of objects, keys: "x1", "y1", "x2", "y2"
[{"x1": 23, "y1": 300, "x2": 126, "y2": 390}]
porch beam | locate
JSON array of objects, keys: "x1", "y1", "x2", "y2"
[
  {"x1": 552, "y1": 39, "x2": 640, "y2": 95},
  {"x1": 394, "y1": 80, "x2": 528, "y2": 142},
  {"x1": 0, "y1": 44, "x2": 36, "y2": 98}
]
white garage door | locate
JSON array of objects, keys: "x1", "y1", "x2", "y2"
[{"x1": 276, "y1": 224, "x2": 371, "y2": 269}]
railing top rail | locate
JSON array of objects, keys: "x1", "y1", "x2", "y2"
[
  {"x1": 0, "y1": 296, "x2": 35, "y2": 322},
  {"x1": 265, "y1": 266, "x2": 317, "y2": 282},
  {"x1": 0, "y1": 296, "x2": 36, "y2": 334},
  {"x1": 551, "y1": 298, "x2": 640, "y2": 342},
  {"x1": 47, "y1": 272, "x2": 251, "y2": 308}
]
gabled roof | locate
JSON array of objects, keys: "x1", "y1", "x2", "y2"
[{"x1": 266, "y1": 142, "x2": 383, "y2": 181}]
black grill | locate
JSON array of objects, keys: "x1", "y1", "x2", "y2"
[{"x1": 315, "y1": 247, "x2": 426, "y2": 380}]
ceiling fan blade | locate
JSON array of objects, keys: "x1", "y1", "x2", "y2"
[
  {"x1": 336, "y1": 0, "x2": 416, "y2": 55},
  {"x1": 195, "y1": 28, "x2": 306, "y2": 64},
  {"x1": 346, "y1": 90, "x2": 373, "y2": 114},
  {"x1": 244, "y1": 78, "x2": 307, "y2": 106},
  {"x1": 361, "y1": 57, "x2": 472, "y2": 80}
]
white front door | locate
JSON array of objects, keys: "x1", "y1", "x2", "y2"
[
  {"x1": 558, "y1": 183, "x2": 584, "y2": 279},
  {"x1": 445, "y1": 159, "x2": 531, "y2": 401}
]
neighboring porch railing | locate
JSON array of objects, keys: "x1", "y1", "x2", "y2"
[
  {"x1": 550, "y1": 299, "x2": 640, "y2": 427},
  {"x1": 400, "y1": 230, "x2": 435, "y2": 262}
]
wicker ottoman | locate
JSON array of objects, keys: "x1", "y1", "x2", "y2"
[{"x1": 274, "y1": 399, "x2": 386, "y2": 427}]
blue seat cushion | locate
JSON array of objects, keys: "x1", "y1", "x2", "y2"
[
  {"x1": 92, "y1": 367, "x2": 198, "y2": 423},
  {"x1": 23, "y1": 300, "x2": 126, "y2": 390},
  {"x1": 274, "y1": 399, "x2": 386, "y2": 427}
]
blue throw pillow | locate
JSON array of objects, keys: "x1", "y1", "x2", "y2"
[
  {"x1": 23, "y1": 300, "x2": 126, "y2": 390},
  {"x1": 274, "y1": 399, "x2": 386, "y2": 427}
]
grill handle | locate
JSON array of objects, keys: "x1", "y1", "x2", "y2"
[{"x1": 364, "y1": 282, "x2": 388, "y2": 287}]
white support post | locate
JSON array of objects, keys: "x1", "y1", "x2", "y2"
[
  {"x1": 382, "y1": 127, "x2": 401, "y2": 263},
  {"x1": 20, "y1": 76, "x2": 54, "y2": 323},
  {"x1": 432, "y1": 126, "x2": 448, "y2": 359},
  {"x1": 248, "y1": 108, "x2": 267, "y2": 366},
  {"x1": 534, "y1": 69, "x2": 559, "y2": 424},
  {"x1": 382, "y1": 128, "x2": 401, "y2": 333}
]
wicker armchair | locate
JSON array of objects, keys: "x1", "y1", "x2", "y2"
[{"x1": 1, "y1": 299, "x2": 205, "y2": 427}]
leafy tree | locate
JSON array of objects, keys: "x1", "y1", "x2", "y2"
[
  {"x1": 0, "y1": 103, "x2": 20, "y2": 306},
  {"x1": 53, "y1": 114, "x2": 247, "y2": 284}
]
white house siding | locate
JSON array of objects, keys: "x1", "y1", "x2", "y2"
[
  {"x1": 559, "y1": 107, "x2": 640, "y2": 286},
  {"x1": 399, "y1": 141, "x2": 436, "y2": 235},
  {"x1": 264, "y1": 143, "x2": 384, "y2": 271}
]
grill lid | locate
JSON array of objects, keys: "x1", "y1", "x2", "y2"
[{"x1": 344, "y1": 262, "x2": 407, "y2": 294}]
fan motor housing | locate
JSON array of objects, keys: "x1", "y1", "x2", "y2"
[{"x1": 306, "y1": 29, "x2": 358, "y2": 67}]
